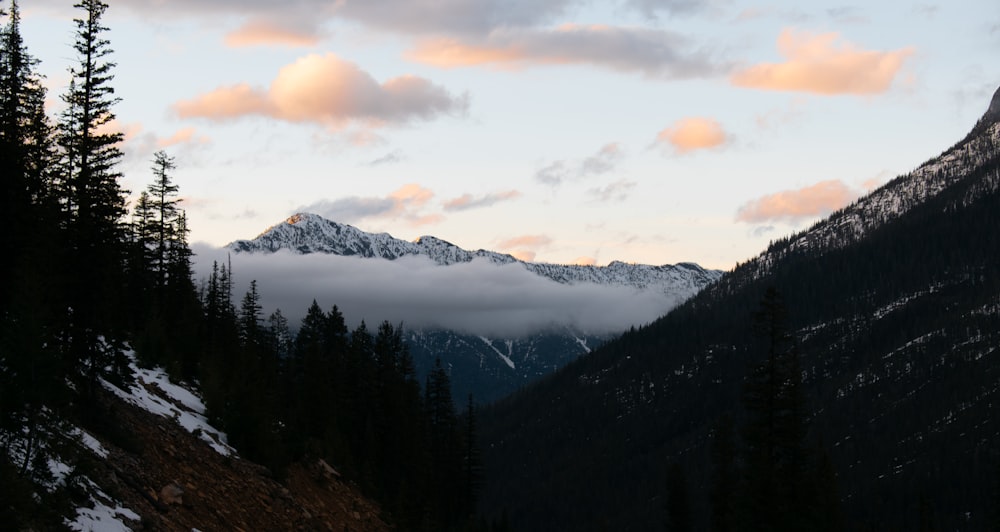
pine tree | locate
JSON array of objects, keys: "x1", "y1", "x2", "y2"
[
  {"x1": 739, "y1": 287, "x2": 811, "y2": 531},
  {"x1": 0, "y1": 0, "x2": 55, "y2": 313},
  {"x1": 462, "y1": 393, "x2": 483, "y2": 520},
  {"x1": 0, "y1": 0, "x2": 58, "y2": 399},
  {"x1": 238, "y1": 280, "x2": 263, "y2": 347},
  {"x1": 709, "y1": 414, "x2": 737, "y2": 532},
  {"x1": 426, "y1": 357, "x2": 461, "y2": 528},
  {"x1": 54, "y1": 0, "x2": 128, "y2": 388},
  {"x1": 146, "y1": 150, "x2": 180, "y2": 288}
]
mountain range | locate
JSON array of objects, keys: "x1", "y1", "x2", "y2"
[
  {"x1": 479, "y1": 86, "x2": 1000, "y2": 530},
  {"x1": 228, "y1": 212, "x2": 720, "y2": 297},
  {"x1": 225, "y1": 213, "x2": 723, "y2": 403}
]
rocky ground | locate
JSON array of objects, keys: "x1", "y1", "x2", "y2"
[{"x1": 80, "y1": 377, "x2": 390, "y2": 532}]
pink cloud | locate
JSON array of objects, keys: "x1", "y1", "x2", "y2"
[
  {"x1": 224, "y1": 19, "x2": 322, "y2": 47},
  {"x1": 573, "y1": 256, "x2": 597, "y2": 266},
  {"x1": 736, "y1": 179, "x2": 859, "y2": 223},
  {"x1": 443, "y1": 190, "x2": 521, "y2": 212},
  {"x1": 156, "y1": 127, "x2": 211, "y2": 148},
  {"x1": 654, "y1": 117, "x2": 729, "y2": 154},
  {"x1": 405, "y1": 25, "x2": 717, "y2": 78},
  {"x1": 174, "y1": 53, "x2": 466, "y2": 128},
  {"x1": 498, "y1": 235, "x2": 553, "y2": 250},
  {"x1": 510, "y1": 250, "x2": 537, "y2": 262},
  {"x1": 174, "y1": 83, "x2": 272, "y2": 120},
  {"x1": 731, "y1": 29, "x2": 914, "y2": 95},
  {"x1": 297, "y1": 183, "x2": 442, "y2": 227}
]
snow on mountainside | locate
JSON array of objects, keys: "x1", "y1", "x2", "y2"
[
  {"x1": 747, "y1": 114, "x2": 1000, "y2": 279},
  {"x1": 227, "y1": 213, "x2": 723, "y2": 298}
]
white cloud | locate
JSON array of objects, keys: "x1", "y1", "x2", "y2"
[{"x1": 192, "y1": 246, "x2": 675, "y2": 337}]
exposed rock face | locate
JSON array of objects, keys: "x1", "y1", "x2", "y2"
[
  {"x1": 988, "y1": 84, "x2": 1000, "y2": 123},
  {"x1": 86, "y1": 389, "x2": 389, "y2": 531}
]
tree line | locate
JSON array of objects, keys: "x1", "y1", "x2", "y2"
[{"x1": 0, "y1": 1, "x2": 493, "y2": 529}]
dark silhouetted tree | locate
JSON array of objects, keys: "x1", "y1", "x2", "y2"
[
  {"x1": 709, "y1": 414, "x2": 738, "y2": 532},
  {"x1": 54, "y1": 0, "x2": 129, "y2": 391}
]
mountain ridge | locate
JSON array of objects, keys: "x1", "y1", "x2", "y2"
[
  {"x1": 226, "y1": 213, "x2": 723, "y2": 297},
  {"x1": 479, "y1": 87, "x2": 1000, "y2": 530}
]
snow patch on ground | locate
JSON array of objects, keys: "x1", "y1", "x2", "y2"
[
  {"x1": 73, "y1": 427, "x2": 109, "y2": 459},
  {"x1": 100, "y1": 352, "x2": 235, "y2": 456},
  {"x1": 66, "y1": 479, "x2": 140, "y2": 532}
]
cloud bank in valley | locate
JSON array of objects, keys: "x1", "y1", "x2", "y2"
[{"x1": 191, "y1": 245, "x2": 676, "y2": 338}]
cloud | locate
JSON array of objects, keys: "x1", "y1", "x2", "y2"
[
  {"x1": 174, "y1": 53, "x2": 468, "y2": 128},
  {"x1": 735, "y1": 179, "x2": 859, "y2": 223},
  {"x1": 334, "y1": 0, "x2": 574, "y2": 35},
  {"x1": 580, "y1": 143, "x2": 624, "y2": 176},
  {"x1": 730, "y1": 29, "x2": 914, "y2": 95},
  {"x1": 588, "y1": 179, "x2": 637, "y2": 202},
  {"x1": 573, "y1": 256, "x2": 597, "y2": 266},
  {"x1": 825, "y1": 6, "x2": 867, "y2": 24},
  {"x1": 443, "y1": 190, "x2": 521, "y2": 212},
  {"x1": 498, "y1": 235, "x2": 552, "y2": 250},
  {"x1": 497, "y1": 235, "x2": 551, "y2": 263},
  {"x1": 192, "y1": 248, "x2": 678, "y2": 337},
  {"x1": 297, "y1": 183, "x2": 440, "y2": 226},
  {"x1": 653, "y1": 117, "x2": 729, "y2": 154},
  {"x1": 224, "y1": 19, "x2": 323, "y2": 47},
  {"x1": 367, "y1": 149, "x2": 405, "y2": 166},
  {"x1": 625, "y1": 0, "x2": 708, "y2": 19},
  {"x1": 157, "y1": 127, "x2": 211, "y2": 149},
  {"x1": 406, "y1": 25, "x2": 720, "y2": 78},
  {"x1": 536, "y1": 143, "x2": 625, "y2": 186},
  {"x1": 535, "y1": 160, "x2": 570, "y2": 186}
]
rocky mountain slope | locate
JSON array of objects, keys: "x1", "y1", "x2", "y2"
[
  {"x1": 479, "y1": 90, "x2": 1000, "y2": 530},
  {"x1": 56, "y1": 354, "x2": 390, "y2": 531}
]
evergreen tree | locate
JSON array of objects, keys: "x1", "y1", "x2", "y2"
[
  {"x1": 54, "y1": 0, "x2": 128, "y2": 389},
  {"x1": 426, "y1": 357, "x2": 461, "y2": 528},
  {"x1": 146, "y1": 150, "x2": 180, "y2": 288},
  {"x1": 709, "y1": 414, "x2": 738, "y2": 532},
  {"x1": 739, "y1": 287, "x2": 813, "y2": 531},
  {"x1": 0, "y1": 0, "x2": 63, "y2": 454},
  {"x1": 266, "y1": 308, "x2": 292, "y2": 360},
  {"x1": 461, "y1": 393, "x2": 483, "y2": 521},
  {"x1": 238, "y1": 280, "x2": 263, "y2": 347},
  {"x1": 0, "y1": 0, "x2": 54, "y2": 314}
]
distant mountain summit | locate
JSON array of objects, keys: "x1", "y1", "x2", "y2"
[
  {"x1": 987, "y1": 84, "x2": 1000, "y2": 124},
  {"x1": 227, "y1": 212, "x2": 723, "y2": 298},
  {"x1": 226, "y1": 213, "x2": 724, "y2": 403}
]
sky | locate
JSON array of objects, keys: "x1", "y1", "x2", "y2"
[{"x1": 19, "y1": 0, "x2": 1000, "y2": 271}]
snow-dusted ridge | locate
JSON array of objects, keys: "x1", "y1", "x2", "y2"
[
  {"x1": 227, "y1": 213, "x2": 723, "y2": 298},
  {"x1": 745, "y1": 115, "x2": 1000, "y2": 280}
]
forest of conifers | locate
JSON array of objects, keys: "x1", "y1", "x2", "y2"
[{"x1": 0, "y1": 2, "x2": 491, "y2": 530}]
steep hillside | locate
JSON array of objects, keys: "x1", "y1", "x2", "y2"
[
  {"x1": 18, "y1": 354, "x2": 391, "y2": 531},
  {"x1": 480, "y1": 96, "x2": 1000, "y2": 530}
]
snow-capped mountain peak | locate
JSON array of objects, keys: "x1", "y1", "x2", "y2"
[{"x1": 226, "y1": 214, "x2": 722, "y2": 298}]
